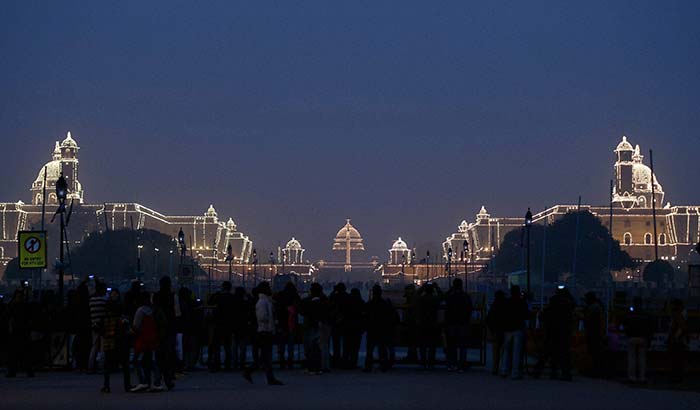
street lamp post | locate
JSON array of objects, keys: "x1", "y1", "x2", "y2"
[
  {"x1": 269, "y1": 251, "x2": 274, "y2": 282},
  {"x1": 154, "y1": 247, "x2": 159, "y2": 277},
  {"x1": 137, "y1": 244, "x2": 143, "y2": 276},
  {"x1": 447, "y1": 247, "x2": 453, "y2": 280},
  {"x1": 525, "y1": 208, "x2": 533, "y2": 295},
  {"x1": 252, "y1": 248, "x2": 258, "y2": 287},
  {"x1": 55, "y1": 173, "x2": 68, "y2": 304},
  {"x1": 401, "y1": 253, "x2": 406, "y2": 287},
  {"x1": 177, "y1": 228, "x2": 186, "y2": 286},
  {"x1": 226, "y1": 243, "x2": 233, "y2": 283},
  {"x1": 426, "y1": 250, "x2": 430, "y2": 282},
  {"x1": 463, "y1": 239, "x2": 469, "y2": 291},
  {"x1": 169, "y1": 249, "x2": 174, "y2": 277}
]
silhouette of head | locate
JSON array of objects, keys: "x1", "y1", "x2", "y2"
[
  {"x1": 510, "y1": 285, "x2": 521, "y2": 298},
  {"x1": 258, "y1": 281, "x2": 272, "y2": 296},
  {"x1": 310, "y1": 283, "x2": 323, "y2": 297},
  {"x1": 452, "y1": 278, "x2": 463, "y2": 290},
  {"x1": 222, "y1": 281, "x2": 232, "y2": 292},
  {"x1": 160, "y1": 276, "x2": 172, "y2": 291},
  {"x1": 372, "y1": 284, "x2": 382, "y2": 299}
]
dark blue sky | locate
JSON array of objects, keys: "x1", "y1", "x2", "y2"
[{"x1": 1, "y1": 1, "x2": 699, "y2": 260}]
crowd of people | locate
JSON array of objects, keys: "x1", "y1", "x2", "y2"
[{"x1": 0, "y1": 276, "x2": 692, "y2": 392}]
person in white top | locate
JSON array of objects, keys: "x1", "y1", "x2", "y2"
[{"x1": 242, "y1": 282, "x2": 283, "y2": 386}]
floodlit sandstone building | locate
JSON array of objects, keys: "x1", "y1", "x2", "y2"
[
  {"x1": 444, "y1": 136, "x2": 700, "y2": 268},
  {"x1": 0, "y1": 132, "x2": 254, "y2": 279}
]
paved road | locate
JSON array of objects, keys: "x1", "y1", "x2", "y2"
[{"x1": 2, "y1": 367, "x2": 699, "y2": 410}]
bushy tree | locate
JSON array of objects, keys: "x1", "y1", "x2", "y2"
[
  {"x1": 491, "y1": 211, "x2": 634, "y2": 285},
  {"x1": 643, "y1": 259, "x2": 674, "y2": 287}
]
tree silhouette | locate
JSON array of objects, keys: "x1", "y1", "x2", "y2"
[
  {"x1": 643, "y1": 259, "x2": 674, "y2": 287},
  {"x1": 491, "y1": 211, "x2": 634, "y2": 285}
]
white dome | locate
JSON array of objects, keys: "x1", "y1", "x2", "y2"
[
  {"x1": 286, "y1": 237, "x2": 303, "y2": 249},
  {"x1": 226, "y1": 217, "x2": 237, "y2": 231},
  {"x1": 205, "y1": 204, "x2": 218, "y2": 217},
  {"x1": 615, "y1": 135, "x2": 634, "y2": 152},
  {"x1": 61, "y1": 131, "x2": 79, "y2": 148},
  {"x1": 391, "y1": 237, "x2": 408, "y2": 250},
  {"x1": 34, "y1": 160, "x2": 62, "y2": 185},
  {"x1": 632, "y1": 163, "x2": 663, "y2": 192}
]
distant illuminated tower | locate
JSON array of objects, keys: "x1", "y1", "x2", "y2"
[
  {"x1": 612, "y1": 136, "x2": 664, "y2": 209},
  {"x1": 389, "y1": 237, "x2": 411, "y2": 265},
  {"x1": 283, "y1": 237, "x2": 305, "y2": 265},
  {"x1": 332, "y1": 219, "x2": 365, "y2": 272},
  {"x1": 31, "y1": 131, "x2": 84, "y2": 205}
]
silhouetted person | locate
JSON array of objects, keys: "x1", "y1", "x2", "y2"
[
  {"x1": 101, "y1": 289, "x2": 130, "y2": 393},
  {"x1": 153, "y1": 276, "x2": 176, "y2": 390},
  {"x1": 6, "y1": 289, "x2": 34, "y2": 377},
  {"x1": 242, "y1": 282, "x2": 283, "y2": 385},
  {"x1": 623, "y1": 297, "x2": 653, "y2": 383},
  {"x1": 231, "y1": 287, "x2": 249, "y2": 369},
  {"x1": 88, "y1": 281, "x2": 108, "y2": 372},
  {"x1": 329, "y1": 282, "x2": 350, "y2": 368},
  {"x1": 534, "y1": 286, "x2": 574, "y2": 381},
  {"x1": 415, "y1": 283, "x2": 440, "y2": 368},
  {"x1": 500, "y1": 286, "x2": 529, "y2": 379},
  {"x1": 131, "y1": 292, "x2": 164, "y2": 392},
  {"x1": 583, "y1": 291, "x2": 604, "y2": 377},
  {"x1": 363, "y1": 285, "x2": 393, "y2": 373},
  {"x1": 401, "y1": 284, "x2": 418, "y2": 362},
  {"x1": 209, "y1": 281, "x2": 235, "y2": 372},
  {"x1": 344, "y1": 288, "x2": 365, "y2": 369},
  {"x1": 275, "y1": 282, "x2": 300, "y2": 369},
  {"x1": 667, "y1": 299, "x2": 689, "y2": 383},
  {"x1": 487, "y1": 290, "x2": 507, "y2": 375},
  {"x1": 300, "y1": 283, "x2": 329, "y2": 374},
  {"x1": 445, "y1": 278, "x2": 473, "y2": 372}
]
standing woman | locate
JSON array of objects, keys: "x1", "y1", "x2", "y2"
[{"x1": 667, "y1": 299, "x2": 689, "y2": 384}]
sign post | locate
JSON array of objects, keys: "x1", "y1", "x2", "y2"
[{"x1": 18, "y1": 231, "x2": 48, "y2": 269}]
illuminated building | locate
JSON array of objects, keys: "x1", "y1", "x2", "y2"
[
  {"x1": 332, "y1": 219, "x2": 365, "y2": 272},
  {"x1": 0, "y1": 132, "x2": 254, "y2": 279},
  {"x1": 282, "y1": 237, "x2": 305, "y2": 265},
  {"x1": 443, "y1": 136, "x2": 700, "y2": 272}
]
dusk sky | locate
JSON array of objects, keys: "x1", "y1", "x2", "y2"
[{"x1": 2, "y1": 1, "x2": 699, "y2": 260}]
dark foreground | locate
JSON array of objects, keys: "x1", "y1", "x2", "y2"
[{"x1": 2, "y1": 368, "x2": 699, "y2": 410}]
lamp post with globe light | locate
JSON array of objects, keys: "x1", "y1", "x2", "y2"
[
  {"x1": 525, "y1": 208, "x2": 533, "y2": 295},
  {"x1": 55, "y1": 173, "x2": 68, "y2": 304}
]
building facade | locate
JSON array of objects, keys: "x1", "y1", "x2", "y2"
[
  {"x1": 0, "y1": 132, "x2": 254, "y2": 280},
  {"x1": 443, "y1": 136, "x2": 700, "y2": 268}
]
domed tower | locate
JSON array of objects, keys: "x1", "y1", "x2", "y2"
[
  {"x1": 30, "y1": 132, "x2": 84, "y2": 205},
  {"x1": 389, "y1": 237, "x2": 411, "y2": 265},
  {"x1": 332, "y1": 219, "x2": 365, "y2": 272},
  {"x1": 284, "y1": 237, "x2": 305, "y2": 265},
  {"x1": 631, "y1": 144, "x2": 664, "y2": 208},
  {"x1": 613, "y1": 136, "x2": 636, "y2": 209},
  {"x1": 612, "y1": 136, "x2": 665, "y2": 209}
]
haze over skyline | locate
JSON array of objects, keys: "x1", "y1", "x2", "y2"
[{"x1": 2, "y1": 1, "x2": 699, "y2": 260}]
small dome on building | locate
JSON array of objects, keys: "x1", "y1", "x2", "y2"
[
  {"x1": 332, "y1": 219, "x2": 365, "y2": 251},
  {"x1": 615, "y1": 135, "x2": 634, "y2": 152},
  {"x1": 226, "y1": 217, "x2": 237, "y2": 231},
  {"x1": 632, "y1": 163, "x2": 663, "y2": 193},
  {"x1": 286, "y1": 237, "x2": 303, "y2": 249},
  {"x1": 61, "y1": 131, "x2": 79, "y2": 148},
  {"x1": 206, "y1": 204, "x2": 218, "y2": 217},
  {"x1": 391, "y1": 237, "x2": 408, "y2": 250}
]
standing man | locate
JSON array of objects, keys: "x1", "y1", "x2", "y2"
[
  {"x1": 445, "y1": 278, "x2": 473, "y2": 372},
  {"x1": 243, "y1": 282, "x2": 283, "y2": 385},
  {"x1": 88, "y1": 281, "x2": 108, "y2": 373},
  {"x1": 623, "y1": 297, "x2": 653, "y2": 384},
  {"x1": 583, "y1": 292, "x2": 604, "y2": 377},
  {"x1": 153, "y1": 276, "x2": 177, "y2": 390},
  {"x1": 500, "y1": 286, "x2": 529, "y2": 379}
]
